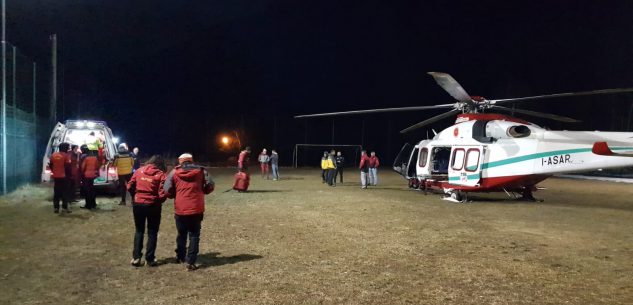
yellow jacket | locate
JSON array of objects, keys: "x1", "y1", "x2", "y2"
[
  {"x1": 325, "y1": 157, "x2": 336, "y2": 169},
  {"x1": 113, "y1": 153, "x2": 134, "y2": 175},
  {"x1": 321, "y1": 158, "x2": 328, "y2": 170}
]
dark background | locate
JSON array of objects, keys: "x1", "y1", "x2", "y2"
[{"x1": 7, "y1": 0, "x2": 633, "y2": 165}]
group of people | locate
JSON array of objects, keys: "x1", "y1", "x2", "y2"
[
  {"x1": 359, "y1": 150, "x2": 380, "y2": 189},
  {"x1": 257, "y1": 148, "x2": 280, "y2": 180},
  {"x1": 321, "y1": 150, "x2": 345, "y2": 186},
  {"x1": 48, "y1": 142, "x2": 140, "y2": 213},
  {"x1": 127, "y1": 153, "x2": 214, "y2": 271}
]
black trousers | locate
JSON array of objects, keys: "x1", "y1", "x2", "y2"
[
  {"x1": 336, "y1": 167, "x2": 344, "y2": 183},
  {"x1": 175, "y1": 213, "x2": 203, "y2": 265},
  {"x1": 53, "y1": 178, "x2": 70, "y2": 210},
  {"x1": 326, "y1": 169, "x2": 337, "y2": 186},
  {"x1": 133, "y1": 203, "x2": 162, "y2": 261},
  {"x1": 118, "y1": 174, "x2": 133, "y2": 203},
  {"x1": 82, "y1": 177, "x2": 96, "y2": 209}
]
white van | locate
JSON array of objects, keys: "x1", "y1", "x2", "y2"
[{"x1": 42, "y1": 120, "x2": 120, "y2": 191}]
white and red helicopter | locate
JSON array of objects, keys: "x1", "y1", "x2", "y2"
[{"x1": 296, "y1": 72, "x2": 633, "y2": 202}]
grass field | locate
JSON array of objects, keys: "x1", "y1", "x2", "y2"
[{"x1": 1, "y1": 168, "x2": 632, "y2": 305}]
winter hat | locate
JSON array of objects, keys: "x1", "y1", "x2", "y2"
[{"x1": 178, "y1": 153, "x2": 193, "y2": 164}]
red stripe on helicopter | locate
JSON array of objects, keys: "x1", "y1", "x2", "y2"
[
  {"x1": 455, "y1": 113, "x2": 530, "y2": 124},
  {"x1": 432, "y1": 174, "x2": 551, "y2": 192}
]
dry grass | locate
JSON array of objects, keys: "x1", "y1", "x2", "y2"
[{"x1": 1, "y1": 168, "x2": 632, "y2": 305}]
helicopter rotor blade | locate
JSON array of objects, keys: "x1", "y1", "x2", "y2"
[
  {"x1": 490, "y1": 87, "x2": 633, "y2": 104},
  {"x1": 294, "y1": 104, "x2": 455, "y2": 118},
  {"x1": 400, "y1": 109, "x2": 461, "y2": 134},
  {"x1": 490, "y1": 105, "x2": 581, "y2": 123},
  {"x1": 428, "y1": 72, "x2": 477, "y2": 106}
]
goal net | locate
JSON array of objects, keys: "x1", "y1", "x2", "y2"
[{"x1": 292, "y1": 144, "x2": 363, "y2": 168}]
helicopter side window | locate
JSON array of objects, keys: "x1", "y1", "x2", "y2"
[
  {"x1": 465, "y1": 149, "x2": 480, "y2": 172},
  {"x1": 418, "y1": 148, "x2": 428, "y2": 167},
  {"x1": 451, "y1": 148, "x2": 465, "y2": 170}
]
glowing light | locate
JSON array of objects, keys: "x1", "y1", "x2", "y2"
[
  {"x1": 112, "y1": 137, "x2": 120, "y2": 144},
  {"x1": 221, "y1": 136, "x2": 230, "y2": 145},
  {"x1": 76, "y1": 121, "x2": 86, "y2": 128},
  {"x1": 86, "y1": 121, "x2": 96, "y2": 128}
]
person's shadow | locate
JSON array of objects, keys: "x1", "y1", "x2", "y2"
[
  {"x1": 197, "y1": 252, "x2": 263, "y2": 269},
  {"x1": 156, "y1": 252, "x2": 263, "y2": 269}
]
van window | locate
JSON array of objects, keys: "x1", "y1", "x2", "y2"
[
  {"x1": 465, "y1": 149, "x2": 480, "y2": 172},
  {"x1": 451, "y1": 148, "x2": 465, "y2": 170},
  {"x1": 418, "y1": 148, "x2": 428, "y2": 167}
]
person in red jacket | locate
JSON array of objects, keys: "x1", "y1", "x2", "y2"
[
  {"x1": 49, "y1": 142, "x2": 72, "y2": 213},
  {"x1": 80, "y1": 149, "x2": 100, "y2": 210},
  {"x1": 164, "y1": 153, "x2": 214, "y2": 271},
  {"x1": 368, "y1": 151, "x2": 380, "y2": 186},
  {"x1": 127, "y1": 155, "x2": 167, "y2": 267},
  {"x1": 358, "y1": 150, "x2": 370, "y2": 189},
  {"x1": 237, "y1": 146, "x2": 251, "y2": 172}
]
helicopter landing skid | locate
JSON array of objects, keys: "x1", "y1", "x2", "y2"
[{"x1": 503, "y1": 188, "x2": 544, "y2": 202}]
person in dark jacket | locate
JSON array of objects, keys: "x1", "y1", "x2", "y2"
[
  {"x1": 127, "y1": 155, "x2": 167, "y2": 267},
  {"x1": 270, "y1": 149, "x2": 280, "y2": 181},
  {"x1": 131, "y1": 147, "x2": 141, "y2": 172},
  {"x1": 335, "y1": 151, "x2": 345, "y2": 184},
  {"x1": 164, "y1": 153, "x2": 215, "y2": 271},
  {"x1": 359, "y1": 150, "x2": 370, "y2": 189},
  {"x1": 49, "y1": 142, "x2": 72, "y2": 214}
]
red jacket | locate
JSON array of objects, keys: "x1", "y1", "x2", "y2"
[
  {"x1": 81, "y1": 156, "x2": 100, "y2": 179},
  {"x1": 127, "y1": 164, "x2": 167, "y2": 205},
  {"x1": 164, "y1": 162, "x2": 214, "y2": 215},
  {"x1": 359, "y1": 155, "x2": 371, "y2": 172},
  {"x1": 50, "y1": 152, "x2": 71, "y2": 178},
  {"x1": 369, "y1": 156, "x2": 380, "y2": 168},
  {"x1": 238, "y1": 151, "x2": 250, "y2": 170}
]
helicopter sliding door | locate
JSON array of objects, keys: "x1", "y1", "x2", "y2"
[
  {"x1": 392, "y1": 143, "x2": 413, "y2": 177},
  {"x1": 448, "y1": 145, "x2": 484, "y2": 186}
]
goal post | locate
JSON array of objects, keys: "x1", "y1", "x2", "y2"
[{"x1": 293, "y1": 144, "x2": 363, "y2": 168}]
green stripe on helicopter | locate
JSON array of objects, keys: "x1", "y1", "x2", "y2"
[
  {"x1": 448, "y1": 173, "x2": 481, "y2": 181},
  {"x1": 480, "y1": 146, "x2": 633, "y2": 170}
]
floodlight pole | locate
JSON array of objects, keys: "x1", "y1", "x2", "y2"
[{"x1": 1, "y1": 0, "x2": 6, "y2": 194}]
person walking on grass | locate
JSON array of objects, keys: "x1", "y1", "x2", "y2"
[
  {"x1": 320, "y1": 151, "x2": 328, "y2": 183},
  {"x1": 49, "y1": 142, "x2": 72, "y2": 214},
  {"x1": 258, "y1": 148, "x2": 270, "y2": 179},
  {"x1": 369, "y1": 151, "x2": 380, "y2": 186},
  {"x1": 270, "y1": 149, "x2": 280, "y2": 180},
  {"x1": 359, "y1": 150, "x2": 370, "y2": 189},
  {"x1": 165, "y1": 153, "x2": 215, "y2": 271},
  {"x1": 335, "y1": 151, "x2": 345, "y2": 184},
  {"x1": 238, "y1": 146, "x2": 251, "y2": 172},
  {"x1": 127, "y1": 155, "x2": 167, "y2": 267},
  {"x1": 113, "y1": 144, "x2": 135, "y2": 205}
]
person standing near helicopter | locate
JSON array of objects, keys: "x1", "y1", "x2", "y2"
[
  {"x1": 368, "y1": 151, "x2": 380, "y2": 186},
  {"x1": 359, "y1": 150, "x2": 370, "y2": 189}
]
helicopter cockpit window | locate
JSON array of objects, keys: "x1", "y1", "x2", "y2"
[
  {"x1": 418, "y1": 148, "x2": 428, "y2": 167},
  {"x1": 451, "y1": 148, "x2": 465, "y2": 170},
  {"x1": 431, "y1": 147, "x2": 451, "y2": 174}
]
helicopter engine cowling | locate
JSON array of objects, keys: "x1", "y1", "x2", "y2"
[{"x1": 484, "y1": 120, "x2": 534, "y2": 139}]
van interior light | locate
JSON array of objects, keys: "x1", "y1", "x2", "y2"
[
  {"x1": 86, "y1": 122, "x2": 96, "y2": 128},
  {"x1": 112, "y1": 137, "x2": 119, "y2": 144},
  {"x1": 76, "y1": 121, "x2": 86, "y2": 128}
]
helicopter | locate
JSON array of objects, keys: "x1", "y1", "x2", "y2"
[{"x1": 295, "y1": 72, "x2": 633, "y2": 202}]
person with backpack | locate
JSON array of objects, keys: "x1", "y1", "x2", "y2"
[
  {"x1": 164, "y1": 153, "x2": 215, "y2": 271},
  {"x1": 127, "y1": 155, "x2": 167, "y2": 267},
  {"x1": 113, "y1": 144, "x2": 135, "y2": 205}
]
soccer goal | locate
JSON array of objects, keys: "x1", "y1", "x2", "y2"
[{"x1": 292, "y1": 144, "x2": 363, "y2": 168}]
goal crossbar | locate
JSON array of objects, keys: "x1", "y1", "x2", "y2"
[{"x1": 293, "y1": 144, "x2": 363, "y2": 168}]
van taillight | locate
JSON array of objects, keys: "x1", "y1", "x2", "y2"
[
  {"x1": 45, "y1": 166, "x2": 52, "y2": 174},
  {"x1": 108, "y1": 167, "x2": 117, "y2": 175}
]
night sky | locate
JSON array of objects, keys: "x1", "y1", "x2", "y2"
[{"x1": 8, "y1": 1, "x2": 633, "y2": 164}]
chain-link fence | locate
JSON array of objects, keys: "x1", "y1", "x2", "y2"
[{"x1": 0, "y1": 42, "x2": 53, "y2": 193}]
